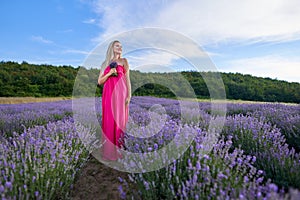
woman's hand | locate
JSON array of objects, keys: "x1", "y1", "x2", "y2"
[
  {"x1": 109, "y1": 68, "x2": 117, "y2": 76},
  {"x1": 125, "y1": 96, "x2": 131, "y2": 105}
]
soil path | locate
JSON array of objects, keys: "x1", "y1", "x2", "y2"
[{"x1": 70, "y1": 155, "x2": 134, "y2": 200}]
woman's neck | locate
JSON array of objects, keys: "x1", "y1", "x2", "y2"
[{"x1": 113, "y1": 54, "x2": 121, "y2": 60}]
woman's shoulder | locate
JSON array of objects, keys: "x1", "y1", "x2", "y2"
[
  {"x1": 120, "y1": 58, "x2": 128, "y2": 64},
  {"x1": 121, "y1": 58, "x2": 129, "y2": 70}
]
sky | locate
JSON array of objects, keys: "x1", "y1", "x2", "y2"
[{"x1": 1, "y1": 0, "x2": 300, "y2": 83}]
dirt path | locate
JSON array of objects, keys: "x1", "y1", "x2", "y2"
[{"x1": 70, "y1": 155, "x2": 135, "y2": 200}]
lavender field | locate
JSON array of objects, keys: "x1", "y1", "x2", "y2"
[{"x1": 1, "y1": 97, "x2": 300, "y2": 199}]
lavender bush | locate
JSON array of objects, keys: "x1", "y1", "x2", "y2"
[
  {"x1": 1, "y1": 96, "x2": 300, "y2": 199},
  {"x1": 226, "y1": 102, "x2": 300, "y2": 152},
  {"x1": 120, "y1": 132, "x2": 291, "y2": 199},
  {"x1": 251, "y1": 104, "x2": 300, "y2": 152},
  {"x1": 223, "y1": 114, "x2": 300, "y2": 189},
  {"x1": 0, "y1": 118, "x2": 90, "y2": 199},
  {"x1": 117, "y1": 97, "x2": 300, "y2": 199},
  {"x1": 0, "y1": 100, "x2": 72, "y2": 136}
]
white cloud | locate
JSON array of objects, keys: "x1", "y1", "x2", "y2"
[
  {"x1": 91, "y1": 0, "x2": 300, "y2": 45},
  {"x1": 31, "y1": 36, "x2": 53, "y2": 44},
  {"x1": 87, "y1": 28, "x2": 215, "y2": 72},
  {"x1": 62, "y1": 49, "x2": 90, "y2": 55},
  {"x1": 221, "y1": 56, "x2": 300, "y2": 83},
  {"x1": 152, "y1": 0, "x2": 300, "y2": 45},
  {"x1": 90, "y1": 0, "x2": 169, "y2": 43},
  {"x1": 83, "y1": 18, "x2": 96, "y2": 24},
  {"x1": 126, "y1": 50, "x2": 178, "y2": 71},
  {"x1": 87, "y1": 0, "x2": 300, "y2": 82}
]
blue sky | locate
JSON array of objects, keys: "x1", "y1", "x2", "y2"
[{"x1": 1, "y1": 0, "x2": 299, "y2": 83}]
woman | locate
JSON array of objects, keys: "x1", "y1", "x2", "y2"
[{"x1": 98, "y1": 40, "x2": 131, "y2": 161}]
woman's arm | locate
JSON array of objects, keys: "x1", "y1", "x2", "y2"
[
  {"x1": 97, "y1": 68, "x2": 116, "y2": 85},
  {"x1": 124, "y1": 58, "x2": 132, "y2": 104}
]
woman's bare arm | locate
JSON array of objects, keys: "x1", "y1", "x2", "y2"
[
  {"x1": 97, "y1": 68, "x2": 116, "y2": 85},
  {"x1": 124, "y1": 58, "x2": 132, "y2": 103}
]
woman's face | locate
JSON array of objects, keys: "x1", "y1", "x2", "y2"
[{"x1": 113, "y1": 42, "x2": 122, "y2": 54}]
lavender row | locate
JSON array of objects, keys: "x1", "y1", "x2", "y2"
[
  {"x1": 120, "y1": 121, "x2": 300, "y2": 199},
  {"x1": 0, "y1": 100, "x2": 73, "y2": 137},
  {"x1": 130, "y1": 97, "x2": 300, "y2": 152},
  {"x1": 0, "y1": 118, "x2": 91, "y2": 199},
  {"x1": 117, "y1": 97, "x2": 300, "y2": 199},
  {"x1": 223, "y1": 114, "x2": 300, "y2": 190},
  {"x1": 1, "y1": 96, "x2": 299, "y2": 199}
]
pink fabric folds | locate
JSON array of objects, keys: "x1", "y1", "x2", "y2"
[{"x1": 101, "y1": 64, "x2": 128, "y2": 160}]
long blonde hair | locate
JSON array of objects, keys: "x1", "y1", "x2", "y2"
[{"x1": 100, "y1": 40, "x2": 121, "y2": 72}]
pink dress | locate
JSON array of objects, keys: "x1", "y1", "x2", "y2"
[{"x1": 101, "y1": 64, "x2": 128, "y2": 160}]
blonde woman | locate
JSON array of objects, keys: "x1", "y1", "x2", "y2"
[{"x1": 98, "y1": 40, "x2": 131, "y2": 161}]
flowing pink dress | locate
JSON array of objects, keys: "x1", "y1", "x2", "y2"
[{"x1": 101, "y1": 64, "x2": 128, "y2": 160}]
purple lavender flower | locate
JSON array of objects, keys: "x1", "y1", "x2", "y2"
[
  {"x1": 118, "y1": 177, "x2": 123, "y2": 183},
  {"x1": 143, "y1": 181, "x2": 150, "y2": 190},
  {"x1": 268, "y1": 183, "x2": 278, "y2": 192},
  {"x1": 239, "y1": 194, "x2": 245, "y2": 199},
  {"x1": 0, "y1": 185, "x2": 4, "y2": 193},
  {"x1": 5, "y1": 182, "x2": 12, "y2": 189},
  {"x1": 118, "y1": 185, "x2": 126, "y2": 199},
  {"x1": 257, "y1": 170, "x2": 264, "y2": 175},
  {"x1": 109, "y1": 61, "x2": 118, "y2": 76}
]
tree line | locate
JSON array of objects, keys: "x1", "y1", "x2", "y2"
[{"x1": 0, "y1": 61, "x2": 299, "y2": 103}]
